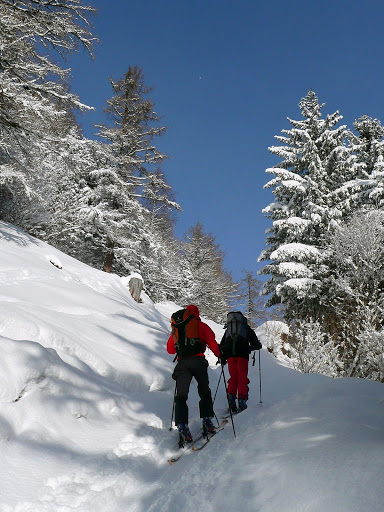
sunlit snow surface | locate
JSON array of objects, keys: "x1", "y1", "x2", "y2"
[{"x1": 0, "y1": 221, "x2": 383, "y2": 512}]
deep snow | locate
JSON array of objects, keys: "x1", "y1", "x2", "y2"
[{"x1": 0, "y1": 221, "x2": 383, "y2": 512}]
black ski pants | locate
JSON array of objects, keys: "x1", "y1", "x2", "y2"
[{"x1": 172, "y1": 356, "x2": 214, "y2": 425}]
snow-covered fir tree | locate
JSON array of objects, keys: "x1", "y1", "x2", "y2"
[
  {"x1": 42, "y1": 132, "x2": 106, "y2": 262},
  {"x1": 0, "y1": 0, "x2": 96, "y2": 219},
  {"x1": 6, "y1": 106, "x2": 92, "y2": 241},
  {"x1": 353, "y1": 318, "x2": 384, "y2": 382},
  {"x1": 333, "y1": 115, "x2": 384, "y2": 213},
  {"x1": 348, "y1": 115, "x2": 384, "y2": 177},
  {"x1": 234, "y1": 270, "x2": 268, "y2": 328},
  {"x1": 323, "y1": 209, "x2": 384, "y2": 375},
  {"x1": 288, "y1": 318, "x2": 342, "y2": 377},
  {"x1": 180, "y1": 223, "x2": 234, "y2": 322},
  {"x1": 259, "y1": 93, "x2": 384, "y2": 382},
  {"x1": 0, "y1": 3, "x2": 237, "y2": 319},
  {"x1": 81, "y1": 66, "x2": 179, "y2": 278},
  {"x1": 259, "y1": 90, "x2": 351, "y2": 324}
]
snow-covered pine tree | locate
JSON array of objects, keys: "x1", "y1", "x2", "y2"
[
  {"x1": 288, "y1": 318, "x2": 341, "y2": 377},
  {"x1": 368, "y1": 154, "x2": 384, "y2": 208},
  {"x1": 96, "y1": 66, "x2": 168, "y2": 183},
  {"x1": 142, "y1": 169, "x2": 181, "y2": 228},
  {"x1": 323, "y1": 209, "x2": 384, "y2": 377},
  {"x1": 259, "y1": 91, "x2": 351, "y2": 324},
  {"x1": 349, "y1": 115, "x2": 384, "y2": 177},
  {"x1": 82, "y1": 66, "x2": 179, "y2": 278},
  {"x1": 79, "y1": 148, "x2": 149, "y2": 275},
  {"x1": 234, "y1": 270, "x2": 268, "y2": 328},
  {"x1": 41, "y1": 132, "x2": 106, "y2": 263},
  {"x1": 180, "y1": 223, "x2": 234, "y2": 322},
  {"x1": 137, "y1": 169, "x2": 185, "y2": 302},
  {"x1": 4, "y1": 98, "x2": 94, "y2": 240},
  {"x1": 0, "y1": 0, "x2": 96, "y2": 219},
  {"x1": 353, "y1": 319, "x2": 384, "y2": 382},
  {"x1": 139, "y1": 223, "x2": 185, "y2": 303},
  {"x1": 333, "y1": 116, "x2": 384, "y2": 213}
]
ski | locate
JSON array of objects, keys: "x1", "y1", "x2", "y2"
[
  {"x1": 191, "y1": 418, "x2": 228, "y2": 451},
  {"x1": 192, "y1": 418, "x2": 228, "y2": 452},
  {"x1": 168, "y1": 418, "x2": 228, "y2": 465},
  {"x1": 221, "y1": 411, "x2": 239, "y2": 420},
  {"x1": 191, "y1": 429, "x2": 218, "y2": 451},
  {"x1": 168, "y1": 432, "x2": 205, "y2": 465},
  {"x1": 221, "y1": 403, "x2": 251, "y2": 419}
]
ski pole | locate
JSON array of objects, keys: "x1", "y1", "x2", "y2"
[
  {"x1": 211, "y1": 367, "x2": 223, "y2": 427},
  {"x1": 258, "y1": 350, "x2": 263, "y2": 404},
  {"x1": 169, "y1": 382, "x2": 177, "y2": 430},
  {"x1": 212, "y1": 366, "x2": 222, "y2": 405},
  {"x1": 221, "y1": 364, "x2": 236, "y2": 438}
]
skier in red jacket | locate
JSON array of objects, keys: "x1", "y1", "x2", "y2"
[{"x1": 167, "y1": 304, "x2": 220, "y2": 443}]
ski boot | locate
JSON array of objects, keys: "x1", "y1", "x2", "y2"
[
  {"x1": 228, "y1": 394, "x2": 238, "y2": 414},
  {"x1": 177, "y1": 423, "x2": 193, "y2": 448},
  {"x1": 202, "y1": 417, "x2": 216, "y2": 437},
  {"x1": 238, "y1": 398, "x2": 248, "y2": 412}
]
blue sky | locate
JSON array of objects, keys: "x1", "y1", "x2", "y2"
[{"x1": 69, "y1": 0, "x2": 384, "y2": 282}]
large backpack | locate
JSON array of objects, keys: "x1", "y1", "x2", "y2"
[
  {"x1": 171, "y1": 309, "x2": 205, "y2": 358},
  {"x1": 222, "y1": 311, "x2": 249, "y2": 357}
]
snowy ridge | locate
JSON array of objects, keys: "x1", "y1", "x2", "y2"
[{"x1": 0, "y1": 221, "x2": 384, "y2": 512}]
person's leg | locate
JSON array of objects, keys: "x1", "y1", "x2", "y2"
[
  {"x1": 172, "y1": 360, "x2": 193, "y2": 425},
  {"x1": 237, "y1": 357, "x2": 250, "y2": 400},
  {"x1": 227, "y1": 357, "x2": 239, "y2": 397},
  {"x1": 237, "y1": 357, "x2": 250, "y2": 411},
  {"x1": 191, "y1": 357, "x2": 214, "y2": 419}
]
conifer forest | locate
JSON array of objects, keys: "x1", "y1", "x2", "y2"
[{"x1": 1, "y1": 1, "x2": 384, "y2": 382}]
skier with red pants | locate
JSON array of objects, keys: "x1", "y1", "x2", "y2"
[
  {"x1": 167, "y1": 304, "x2": 221, "y2": 444},
  {"x1": 220, "y1": 311, "x2": 262, "y2": 412}
]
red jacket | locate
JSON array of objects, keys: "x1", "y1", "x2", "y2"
[{"x1": 167, "y1": 304, "x2": 220, "y2": 359}]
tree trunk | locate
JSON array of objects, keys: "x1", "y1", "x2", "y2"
[{"x1": 104, "y1": 238, "x2": 114, "y2": 273}]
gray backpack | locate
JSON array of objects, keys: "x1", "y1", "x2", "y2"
[{"x1": 224, "y1": 311, "x2": 248, "y2": 356}]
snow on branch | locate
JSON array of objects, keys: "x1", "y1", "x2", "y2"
[{"x1": 270, "y1": 243, "x2": 322, "y2": 262}]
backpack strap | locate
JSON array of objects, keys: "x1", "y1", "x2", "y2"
[{"x1": 174, "y1": 314, "x2": 194, "y2": 330}]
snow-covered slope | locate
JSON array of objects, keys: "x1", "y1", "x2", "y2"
[{"x1": 0, "y1": 221, "x2": 383, "y2": 512}]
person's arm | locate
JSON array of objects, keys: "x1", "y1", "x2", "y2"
[
  {"x1": 247, "y1": 325, "x2": 262, "y2": 350},
  {"x1": 201, "y1": 323, "x2": 221, "y2": 357},
  {"x1": 167, "y1": 334, "x2": 176, "y2": 354},
  {"x1": 218, "y1": 333, "x2": 228, "y2": 364}
]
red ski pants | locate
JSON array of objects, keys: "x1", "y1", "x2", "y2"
[{"x1": 227, "y1": 357, "x2": 250, "y2": 400}]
